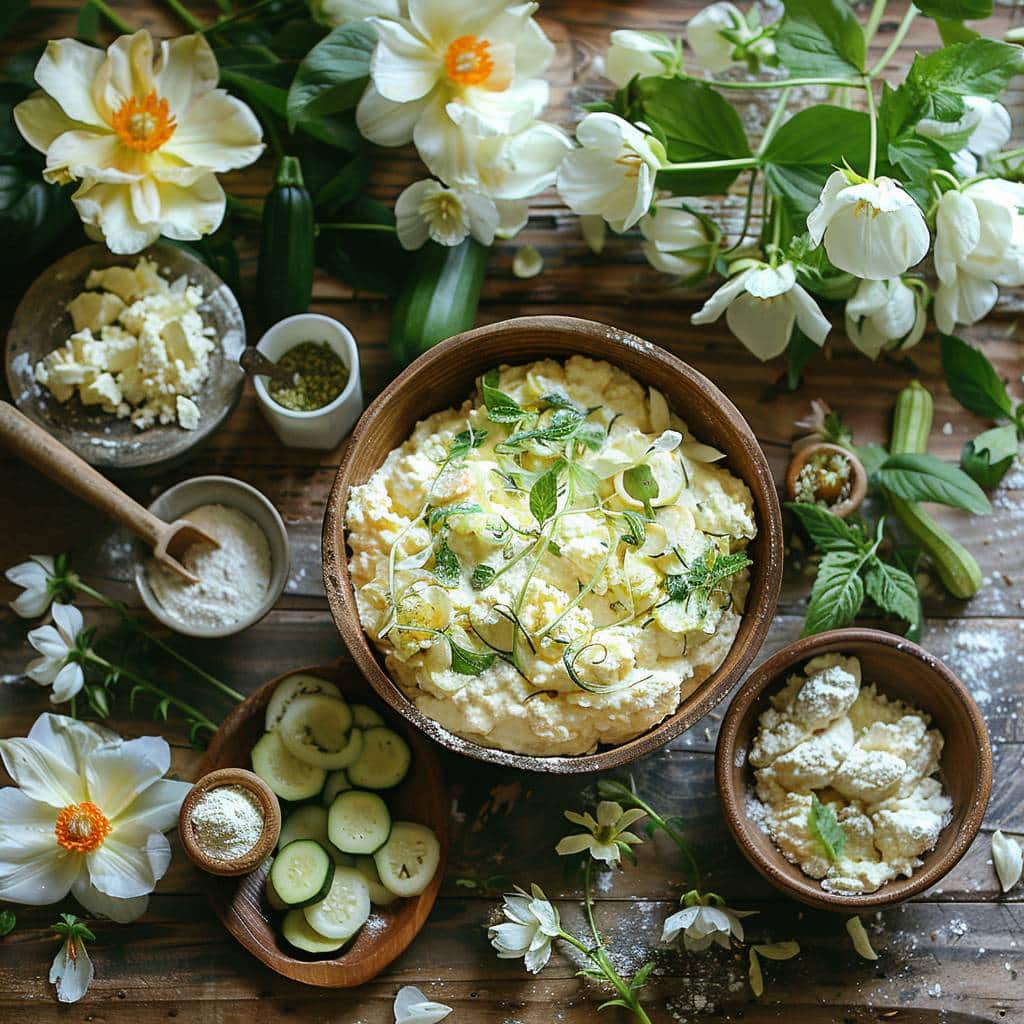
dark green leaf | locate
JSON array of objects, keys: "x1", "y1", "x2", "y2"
[
  {"x1": 76, "y1": 1, "x2": 101, "y2": 42},
  {"x1": 802, "y1": 549, "x2": 866, "y2": 636},
  {"x1": 502, "y1": 409, "x2": 585, "y2": 449},
  {"x1": 879, "y1": 453, "x2": 992, "y2": 514},
  {"x1": 762, "y1": 104, "x2": 870, "y2": 171},
  {"x1": 286, "y1": 22, "x2": 375, "y2": 129},
  {"x1": 471, "y1": 564, "x2": 496, "y2": 590},
  {"x1": 666, "y1": 548, "x2": 752, "y2": 620},
  {"x1": 940, "y1": 334, "x2": 1015, "y2": 420},
  {"x1": 864, "y1": 557, "x2": 921, "y2": 632},
  {"x1": 433, "y1": 537, "x2": 462, "y2": 588},
  {"x1": 482, "y1": 370, "x2": 525, "y2": 423},
  {"x1": 315, "y1": 151, "x2": 370, "y2": 216},
  {"x1": 784, "y1": 325, "x2": 822, "y2": 389},
  {"x1": 619, "y1": 510, "x2": 648, "y2": 547},
  {"x1": 634, "y1": 77, "x2": 753, "y2": 195},
  {"x1": 530, "y1": 465, "x2": 561, "y2": 525},
  {"x1": 0, "y1": 164, "x2": 75, "y2": 265},
  {"x1": 539, "y1": 388, "x2": 580, "y2": 412},
  {"x1": 631, "y1": 961, "x2": 656, "y2": 990},
  {"x1": 447, "y1": 635, "x2": 496, "y2": 676},
  {"x1": 446, "y1": 427, "x2": 488, "y2": 463},
  {"x1": 906, "y1": 40, "x2": 1024, "y2": 118},
  {"x1": 912, "y1": 0, "x2": 992, "y2": 21},
  {"x1": 933, "y1": 17, "x2": 981, "y2": 45},
  {"x1": 0, "y1": 910, "x2": 14, "y2": 937},
  {"x1": 961, "y1": 424, "x2": 1018, "y2": 489},
  {"x1": 786, "y1": 501, "x2": 867, "y2": 553},
  {"x1": 775, "y1": 0, "x2": 865, "y2": 79},
  {"x1": 807, "y1": 794, "x2": 846, "y2": 863},
  {"x1": 315, "y1": 195, "x2": 407, "y2": 292},
  {"x1": 0, "y1": 0, "x2": 28, "y2": 39}
]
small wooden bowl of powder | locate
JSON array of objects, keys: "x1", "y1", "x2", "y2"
[{"x1": 179, "y1": 768, "x2": 281, "y2": 877}]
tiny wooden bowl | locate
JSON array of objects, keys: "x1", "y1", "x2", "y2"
[
  {"x1": 178, "y1": 768, "x2": 281, "y2": 877},
  {"x1": 195, "y1": 661, "x2": 449, "y2": 987},
  {"x1": 322, "y1": 315, "x2": 784, "y2": 773},
  {"x1": 786, "y1": 442, "x2": 867, "y2": 519},
  {"x1": 715, "y1": 628, "x2": 992, "y2": 913}
]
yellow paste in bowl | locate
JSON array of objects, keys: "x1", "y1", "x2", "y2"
[{"x1": 345, "y1": 356, "x2": 756, "y2": 756}]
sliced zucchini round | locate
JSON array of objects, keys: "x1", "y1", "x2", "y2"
[
  {"x1": 373, "y1": 822, "x2": 440, "y2": 898},
  {"x1": 282, "y1": 908, "x2": 346, "y2": 954},
  {"x1": 270, "y1": 840, "x2": 334, "y2": 907},
  {"x1": 265, "y1": 674, "x2": 342, "y2": 732},
  {"x1": 263, "y1": 859, "x2": 287, "y2": 911},
  {"x1": 328, "y1": 790, "x2": 392, "y2": 855},
  {"x1": 321, "y1": 769, "x2": 351, "y2": 807},
  {"x1": 251, "y1": 730, "x2": 325, "y2": 801},
  {"x1": 303, "y1": 867, "x2": 371, "y2": 940},
  {"x1": 280, "y1": 694, "x2": 358, "y2": 769},
  {"x1": 355, "y1": 855, "x2": 398, "y2": 906},
  {"x1": 278, "y1": 805, "x2": 330, "y2": 851},
  {"x1": 347, "y1": 727, "x2": 411, "y2": 790},
  {"x1": 351, "y1": 703, "x2": 386, "y2": 729}
]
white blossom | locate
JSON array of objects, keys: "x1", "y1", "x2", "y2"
[
  {"x1": 687, "y1": 3, "x2": 774, "y2": 73},
  {"x1": 489, "y1": 884, "x2": 561, "y2": 973},
  {"x1": 25, "y1": 603, "x2": 86, "y2": 704},
  {"x1": 604, "y1": 30, "x2": 679, "y2": 87},
  {"x1": 662, "y1": 891, "x2": 756, "y2": 952},
  {"x1": 395, "y1": 178, "x2": 525, "y2": 249},
  {"x1": 918, "y1": 97, "x2": 1012, "y2": 178},
  {"x1": 393, "y1": 985, "x2": 453, "y2": 1024},
  {"x1": 640, "y1": 199, "x2": 716, "y2": 280},
  {"x1": 555, "y1": 801, "x2": 645, "y2": 866},
  {"x1": 6, "y1": 555, "x2": 58, "y2": 618},
  {"x1": 844, "y1": 277, "x2": 925, "y2": 359}
]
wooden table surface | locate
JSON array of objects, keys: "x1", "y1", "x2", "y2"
[{"x1": 2, "y1": 1, "x2": 1023, "y2": 1020}]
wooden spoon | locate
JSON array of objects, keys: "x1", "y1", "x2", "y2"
[
  {"x1": 0, "y1": 401, "x2": 216, "y2": 584},
  {"x1": 239, "y1": 347, "x2": 297, "y2": 385}
]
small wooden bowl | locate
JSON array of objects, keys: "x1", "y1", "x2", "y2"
[
  {"x1": 322, "y1": 315, "x2": 784, "y2": 773},
  {"x1": 179, "y1": 768, "x2": 281, "y2": 876},
  {"x1": 786, "y1": 442, "x2": 867, "y2": 519},
  {"x1": 715, "y1": 628, "x2": 992, "y2": 913},
  {"x1": 195, "y1": 661, "x2": 449, "y2": 987}
]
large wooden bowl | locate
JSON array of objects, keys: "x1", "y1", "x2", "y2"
[
  {"x1": 322, "y1": 315, "x2": 784, "y2": 773},
  {"x1": 715, "y1": 628, "x2": 992, "y2": 912},
  {"x1": 195, "y1": 662, "x2": 449, "y2": 986}
]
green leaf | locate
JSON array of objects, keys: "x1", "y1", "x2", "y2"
[
  {"x1": 934, "y1": 16, "x2": 981, "y2": 45},
  {"x1": 567, "y1": 461, "x2": 599, "y2": 498},
  {"x1": 0, "y1": 163, "x2": 75, "y2": 264},
  {"x1": 426, "y1": 502, "x2": 482, "y2": 528},
  {"x1": 666, "y1": 548, "x2": 751, "y2": 621},
  {"x1": 634, "y1": 77, "x2": 753, "y2": 195},
  {"x1": 445, "y1": 427, "x2": 488, "y2": 463},
  {"x1": 912, "y1": 0, "x2": 992, "y2": 21},
  {"x1": 864, "y1": 557, "x2": 921, "y2": 632},
  {"x1": 962, "y1": 424, "x2": 1018, "y2": 489},
  {"x1": 619, "y1": 510, "x2": 648, "y2": 547},
  {"x1": 286, "y1": 23, "x2": 375, "y2": 129},
  {"x1": 76, "y1": 1, "x2": 101, "y2": 43},
  {"x1": 0, "y1": 910, "x2": 14, "y2": 937},
  {"x1": 0, "y1": 0, "x2": 28, "y2": 39},
  {"x1": 433, "y1": 537, "x2": 462, "y2": 588},
  {"x1": 879, "y1": 453, "x2": 992, "y2": 514},
  {"x1": 631, "y1": 961, "x2": 656, "y2": 990},
  {"x1": 775, "y1": 0, "x2": 865, "y2": 79},
  {"x1": 785, "y1": 501, "x2": 867, "y2": 553},
  {"x1": 529, "y1": 466, "x2": 561, "y2": 526},
  {"x1": 784, "y1": 325, "x2": 822, "y2": 389},
  {"x1": 940, "y1": 334, "x2": 1015, "y2": 421},
  {"x1": 906, "y1": 40, "x2": 1024, "y2": 121},
  {"x1": 802, "y1": 549, "x2": 865, "y2": 636},
  {"x1": 481, "y1": 370, "x2": 526, "y2": 423},
  {"x1": 502, "y1": 409, "x2": 584, "y2": 449},
  {"x1": 471, "y1": 564, "x2": 496, "y2": 590},
  {"x1": 623, "y1": 463, "x2": 659, "y2": 519},
  {"x1": 856, "y1": 442, "x2": 889, "y2": 478},
  {"x1": 807, "y1": 794, "x2": 846, "y2": 863},
  {"x1": 446, "y1": 634, "x2": 496, "y2": 676}
]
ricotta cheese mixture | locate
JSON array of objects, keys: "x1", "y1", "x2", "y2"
[
  {"x1": 345, "y1": 357, "x2": 756, "y2": 756},
  {"x1": 749, "y1": 654, "x2": 952, "y2": 894},
  {"x1": 34, "y1": 257, "x2": 215, "y2": 430}
]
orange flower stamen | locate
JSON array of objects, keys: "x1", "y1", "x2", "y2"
[
  {"x1": 112, "y1": 91, "x2": 176, "y2": 153},
  {"x1": 444, "y1": 35, "x2": 494, "y2": 86},
  {"x1": 55, "y1": 802, "x2": 111, "y2": 854}
]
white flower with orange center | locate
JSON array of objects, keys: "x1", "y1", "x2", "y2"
[
  {"x1": 0, "y1": 713, "x2": 190, "y2": 923},
  {"x1": 13, "y1": 30, "x2": 263, "y2": 254},
  {"x1": 356, "y1": 0, "x2": 554, "y2": 190}
]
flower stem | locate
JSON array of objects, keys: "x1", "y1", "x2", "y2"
[
  {"x1": 660, "y1": 156, "x2": 760, "y2": 173},
  {"x1": 226, "y1": 194, "x2": 262, "y2": 221},
  {"x1": 163, "y1": 0, "x2": 205, "y2": 32},
  {"x1": 71, "y1": 580, "x2": 244, "y2": 704},
  {"x1": 864, "y1": 76, "x2": 878, "y2": 180},
  {"x1": 87, "y1": 0, "x2": 133, "y2": 33},
  {"x1": 316, "y1": 222, "x2": 398, "y2": 232},
  {"x1": 863, "y1": 0, "x2": 887, "y2": 47},
  {"x1": 757, "y1": 92, "x2": 789, "y2": 157},
  {"x1": 869, "y1": 6, "x2": 916, "y2": 78},
  {"x1": 723, "y1": 169, "x2": 759, "y2": 255},
  {"x1": 705, "y1": 75, "x2": 866, "y2": 91},
  {"x1": 203, "y1": 0, "x2": 280, "y2": 34}
]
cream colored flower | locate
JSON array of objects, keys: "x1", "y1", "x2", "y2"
[
  {"x1": 14, "y1": 31, "x2": 263, "y2": 254},
  {"x1": 604, "y1": 30, "x2": 679, "y2": 88},
  {"x1": 356, "y1": 0, "x2": 554, "y2": 187},
  {"x1": 640, "y1": 199, "x2": 716, "y2": 280},
  {"x1": 311, "y1": 0, "x2": 402, "y2": 27},
  {"x1": 687, "y1": 3, "x2": 774, "y2": 73},
  {"x1": 0, "y1": 713, "x2": 190, "y2": 923},
  {"x1": 6, "y1": 555, "x2": 59, "y2": 618},
  {"x1": 26, "y1": 603, "x2": 86, "y2": 704},
  {"x1": 555, "y1": 800, "x2": 645, "y2": 865},
  {"x1": 844, "y1": 277, "x2": 925, "y2": 359},
  {"x1": 918, "y1": 96, "x2": 1011, "y2": 178},
  {"x1": 662, "y1": 890, "x2": 756, "y2": 952},
  {"x1": 395, "y1": 178, "x2": 526, "y2": 249},
  {"x1": 393, "y1": 985, "x2": 453, "y2": 1024},
  {"x1": 489, "y1": 884, "x2": 561, "y2": 973},
  {"x1": 50, "y1": 914, "x2": 95, "y2": 1004}
]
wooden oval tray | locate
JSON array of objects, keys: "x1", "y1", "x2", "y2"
[{"x1": 195, "y1": 661, "x2": 449, "y2": 987}]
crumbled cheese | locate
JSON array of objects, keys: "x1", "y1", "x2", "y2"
[
  {"x1": 34, "y1": 257, "x2": 214, "y2": 431},
  {"x1": 749, "y1": 655, "x2": 952, "y2": 894}
]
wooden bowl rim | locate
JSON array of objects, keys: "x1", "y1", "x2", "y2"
[
  {"x1": 322, "y1": 314, "x2": 784, "y2": 773},
  {"x1": 195, "y1": 661, "x2": 449, "y2": 986},
  {"x1": 714, "y1": 627, "x2": 993, "y2": 913},
  {"x1": 178, "y1": 768, "x2": 282, "y2": 877}
]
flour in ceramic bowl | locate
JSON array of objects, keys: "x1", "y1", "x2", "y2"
[{"x1": 147, "y1": 504, "x2": 272, "y2": 630}]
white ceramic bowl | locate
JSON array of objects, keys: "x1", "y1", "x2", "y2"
[
  {"x1": 253, "y1": 314, "x2": 363, "y2": 449},
  {"x1": 134, "y1": 475, "x2": 290, "y2": 639}
]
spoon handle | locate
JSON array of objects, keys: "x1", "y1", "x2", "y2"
[
  {"x1": 239, "y1": 347, "x2": 294, "y2": 383},
  {"x1": 0, "y1": 401, "x2": 166, "y2": 548}
]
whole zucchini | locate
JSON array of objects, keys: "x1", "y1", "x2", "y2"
[
  {"x1": 388, "y1": 238, "x2": 489, "y2": 367},
  {"x1": 257, "y1": 155, "x2": 314, "y2": 330}
]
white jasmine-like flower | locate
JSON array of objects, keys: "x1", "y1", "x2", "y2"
[
  {"x1": 687, "y1": 3, "x2": 774, "y2": 73},
  {"x1": 807, "y1": 170, "x2": 929, "y2": 280},
  {"x1": 992, "y1": 830, "x2": 1023, "y2": 893},
  {"x1": 356, "y1": 0, "x2": 554, "y2": 187},
  {"x1": 640, "y1": 199, "x2": 716, "y2": 280},
  {"x1": 933, "y1": 179, "x2": 1024, "y2": 333},
  {"x1": 6, "y1": 555, "x2": 59, "y2": 618},
  {"x1": 26, "y1": 603, "x2": 87, "y2": 704},
  {"x1": 14, "y1": 31, "x2": 263, "y2": 254},
  {"x1": 394, "y1": 984, "x2": 453, "y2": 1024},
  {"x1": 555, "y1": 800, "x2": 646, "y2": 866},
  {"x1": 0, "y1": 713, "x2": 190, "y2": 923},
  {"x1": 557, "y1": 112, "x2": 665, "y2": 232},
  {"x1": 310, "y1": 0, "x2": 402, "y2": 27},
  {"x1": 49, "y1": 914, "x2": 95, "y2": 1004},
  {"x1": 604, "y1": 30, "x2": 679, "y2": 88},
  {"x1": 691, "y1": 261, "x2": 830, "y2": 360},
  {"x1": 662, "y1": 890, "x2": 756, "y2": 952},
  {"x1": 395, "y1": 178, "x2": 525, "y2": 249},
  {"x1": 489, "y1": 884, "x2": 561, "y2": 973},
  {"x1": 917, "y1": 97, "x2": 1012, "y2": 178},
  {"x1": 844, "y1": 277, "x2": 926, "y2": 359}
]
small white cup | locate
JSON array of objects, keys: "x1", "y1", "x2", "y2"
[{"x1": 253, "y1": 313, "x2": 363, "y2": 449}]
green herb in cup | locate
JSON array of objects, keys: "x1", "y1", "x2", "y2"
[{"x1": 268, "y1": 341, "x2": 349, "y2": 412}]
